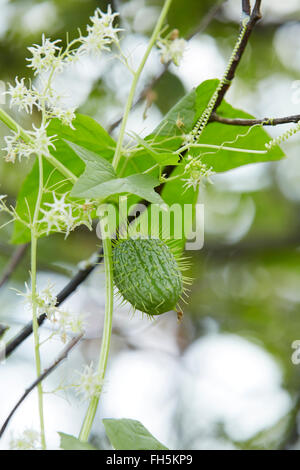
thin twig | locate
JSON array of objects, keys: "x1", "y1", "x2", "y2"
[
  {"x1": 0, "y1": 333, "x2": 83, "y2": 439},
  {"x1": 213, "y1": 0, "x2": 262, "y2": 111},
  {"x1": 211, "y1": 113, "x2": 300, "y2": 126},
  {"x1": 0, "y1": 244, "x2": 28, "y2": 289}
]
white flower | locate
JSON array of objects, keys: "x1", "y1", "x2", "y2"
[
  {"x1": 2, "y1": 133, "x2": 33, "y2": 163},
  {"x1": 51, "y1": 106, "x2": 76, "y2": 129},
  {"x1": 39, "y1": 192, "x2": 80, "y2": 237},
  {"x1": 2, "y1": 135, "x2": 18, "y2": 163},
  {"x1": 17, "y1": 281, "x2": 57, "y2": 317},
  {"x1": 27, "y1": 34, "x2": 61, "y2": 75},
  {"x1": 76, "y1": 363, "x2": 103, "y2": 400},
  {"x1": 39, "y1": 207, "x2": 63, "y2": 234},
  {"x1": 79, "y1": 32, "x2": 111, "y2": 54},
  {"x1": 10, "y1": 429, "x2": 40, "y2": 450},
  {"x1": 48, "y1": 307, "x2": 85, "y2": 342},
  {"x1": 157, "y1": 37, "x2": 186, "y2": 66},
  {"x1": 5, "y1": 77, "x2": 38, "y2": 114},
  {"x1": 69, "y1": 314, "x2": 85, "y2": 335},
  {"x1": 39, "y1": 282, "x2": 57, "y2": 315},
  {"x1": 89, "y1": 5, "x2": 121, "y2": 41},
  {"x1": 79, "y1": 5, "x2": 122, "y2": 55},
  {"x1": 44, "y1": 192, "x2": 70, "y2": 214},
  {"x1": 22, "y1": 92, "x2": 39, "y2": 114},
  {"x1": 17, "y1": 280, "x2": 84, "y2": 341},
  {"x1": 49, "y1": 309, "x2": 71, "y2": 342},
  {"x1": 63, "y1": 206, "x2": 79, "y2": 238},
  {"x1": 29, "y1": 123, "x2": 56, "y2": 155},
  {"x1": 3, "y1": 124, "x2": 57, "y2": 163}
]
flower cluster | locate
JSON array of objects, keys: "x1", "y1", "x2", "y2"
[
  {"x1": 19, "y1": 281, "x2": 85, "y2": 342},
  {"x1": 5, "y1": 77, "x2": 38, "y2": 113},
  {"x1": 157, "y1": 30, "x2": 186, "y2": 66},
  {"x1": 79, "y1": 5, "x2": 122, "y2": 55},
  {"x1": 2, "y1": 123, "x2": 56, "y2": 163},
  {"x1": 20, "y1": 281, "x2": 57, "y2": 316},
  {"x1": 38, "y1": 192, "x2": 93, "y2": 238},
  {"x1": 48, "y1": 308, "x2": 85, "y2": 343},
  {"x1": 27, "y1": 35, "x2": 62, "y2": 75},
  {"x1": 10, "y1": 429, "x2": 40, "y2": 450},
  {"x1": 3, "y1": 6, "x2": 122, "y2": 164},
  {"x1": 5, "y1": 74, "x2": 76, "y2": 128},
  {"x1": 182, "y1": 155, "x2": 214, "y2": 191},
  {"x1": 75, "y1": 363, "x2": 104, "y2": 401}
]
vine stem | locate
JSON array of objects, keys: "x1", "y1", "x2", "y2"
[
  {"x1": 112, "y1": 0, "x2": 173, "y2": 170},
  {"x1": 177, "y1": 143, "x2": 268, "y2": 154},
  {"x1": 79, "y1": 216, "x2": 113, "y2": 442},
  {"x1": 0, "y1": 107, "x2": 77, "y2": 183},
  {"x1": 31, "y1": 154, "x2": 46, "y2": 449}
]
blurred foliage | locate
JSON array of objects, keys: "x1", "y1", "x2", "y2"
[{"x1": 1, "y1": 0, "x2": 300, "y2": 450}]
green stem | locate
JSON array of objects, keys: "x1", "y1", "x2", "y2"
[
  {"x1": 79, "y1": 217, "x2": 113, "y2": 442},
  {"x1": 31, "y1": 154, "x2": 46, "y2": 449},
  {"x1": 112, "y1": 0, "x2": 173, "y2": 170},
  {"x1": 0, "y1": 107, "x2": 77, "y2": 183}
]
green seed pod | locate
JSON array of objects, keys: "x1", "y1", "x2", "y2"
[{"x1": 113, "y1": 237, "x2": 184, "y2": 316}]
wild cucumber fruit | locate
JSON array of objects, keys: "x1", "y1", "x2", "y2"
[{"x1": 113, "y1": 238, "x2": 184, "y2": 316}]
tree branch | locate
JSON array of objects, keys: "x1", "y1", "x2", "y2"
[
  {"x1": 213, "y1": 0, "x2": 262, "y2": 111},
  {"x1": 0, "y1": 333, "x2": 83, "y2": 439},
  {"x1": 211, "y1": 113, "x2": 300, "y2": 126},
  {"x1": 242, "y1": 0, "x2": 251, "y2": 16}
]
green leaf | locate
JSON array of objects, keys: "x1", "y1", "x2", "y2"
[
  {"x1": 152, "y1": 153, "x2": 179, "y2": 166},
  {"x1": 67, "y1": 141, "x2": 116, "y2": 179},
  {"x1": 153, "y1": 87, "x2": 197, "y2": 138},
  {"x1": 48, "y1": 114, "x2": 116, "y2": 161},
  {"x1": 129, "y1": 131, "x2": 180, "y2": 166},
  {"x1": 59, "y1": 433, "x2": 97, "y2": 451},
  {"x1": 69, "y1": 143, "x2": 164, "y2": 205},
  {"x1": 103, "y1": 419, "x2": 168, "y2": 450}
]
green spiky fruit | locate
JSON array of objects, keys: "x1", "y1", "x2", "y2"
[{"x1": 113, "y1": 238, "x2": 183, "y2": 316}]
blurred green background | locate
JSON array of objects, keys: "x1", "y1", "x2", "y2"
[{"x1": 1, "y1": 0, "x2": 300, "y2": 450}]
